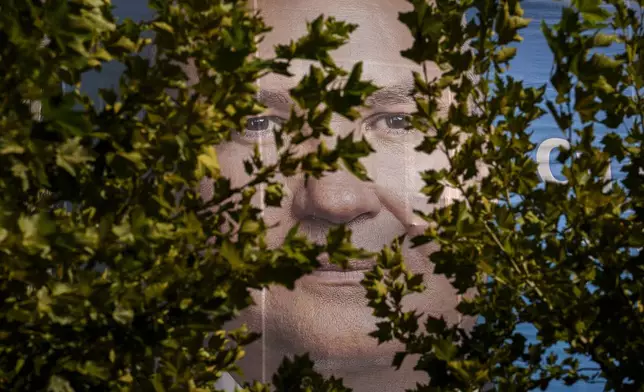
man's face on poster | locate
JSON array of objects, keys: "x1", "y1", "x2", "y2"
[{"x1": 199, "y1": 0, "x2": 476, "y2": 390}]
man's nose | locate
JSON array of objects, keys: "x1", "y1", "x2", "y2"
[{"x1": 291, "y1": 170, "x2": 381, "y2": 225}]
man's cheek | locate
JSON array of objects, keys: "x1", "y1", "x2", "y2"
[
  {"x1": 257, "y1": 142, "x2": 280, "y2": 166},
  {"x1": 217, "y1": 144, "x2": 254, "y2": 188},
  {"x1": 360, "y1": 147, "x2": 407, "y2": 191}
]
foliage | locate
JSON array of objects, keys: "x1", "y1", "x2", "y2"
[{"x1": 0, "y1": 0, "x2": 642, "y2": 392}]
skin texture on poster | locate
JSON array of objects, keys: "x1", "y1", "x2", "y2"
[{"x1": 194, "y1": 0, "x2": 479, "y2": 390}]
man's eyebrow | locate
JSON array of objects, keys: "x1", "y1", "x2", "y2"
[
  {"x1": 257, "y1": 89, "x2": 293, "y2": 110},
  {"x1": 256, "y1": 82, "x2": 417, "y2": 110},
  {"x1": 365, "y1": 83, "x2": 417, "y2": 106}
]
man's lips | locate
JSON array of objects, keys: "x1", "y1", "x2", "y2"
[
  {"x1": 315, "y1": 254, "x2": 376, "y2": 272},
  {"x1": 307, "y1": 254, "x2": 374, "y2": 286}
]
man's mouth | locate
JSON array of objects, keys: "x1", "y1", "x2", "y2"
[
  {"x1": 315, "y1": 254, "x2": 376, "y2": 272},
  {"x1": 308, "y1": 269, "x2": 369, "y2": 285}
]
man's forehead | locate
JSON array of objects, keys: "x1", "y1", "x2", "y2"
[
  {"x1": 252, "y1": 0, "x2": 443, "y2": 92},
  {"x1": 257, "y1": 59, "x2": 441, "y2": 97},
  {"x1": 254, "y1": 0, "x2": 417, "y2": 64},
  {"x1": 253, "y1": 0, "x2": 413, "y2": 19}
]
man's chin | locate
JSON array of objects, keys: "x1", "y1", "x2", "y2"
[
  {"x1": 233, "y1": 341, "x2": 414, "y2": 378},
  {"x1": 232, "y1": 344, "x2": 428, "y2": 391}
]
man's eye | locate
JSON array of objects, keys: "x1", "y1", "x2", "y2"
[
  {"x1": 243, "y1": 116, "x2": 283, "y2": 136},
  {"x1": 365, "y1": 113, "x2": 411, "y2": 132}
]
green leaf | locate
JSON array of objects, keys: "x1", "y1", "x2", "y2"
[
  {"x1": 113, "y1": 305, "x2": 134, "y2": 325},
  {"x1": 220, "y1": 239, "x2": 243, "y2": 269},
  {"x1": 56, "y1": 137, "x2": 93, "y2": 176},
  {"x1": 494, "y1": 47, "x2": 518, "y2": 63},
  {"x1": 152, "y1": 21, "x2": 174, "y2": 33},
  {"x1": 434, "y1": 339, "x2": 457, "y2": 361},
  {"x1": 196, "y1": 145, "x2": 221, "y2": 179},
  {"x1": 47, "y1": 376, "x2": 75, "y2": 392}
]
